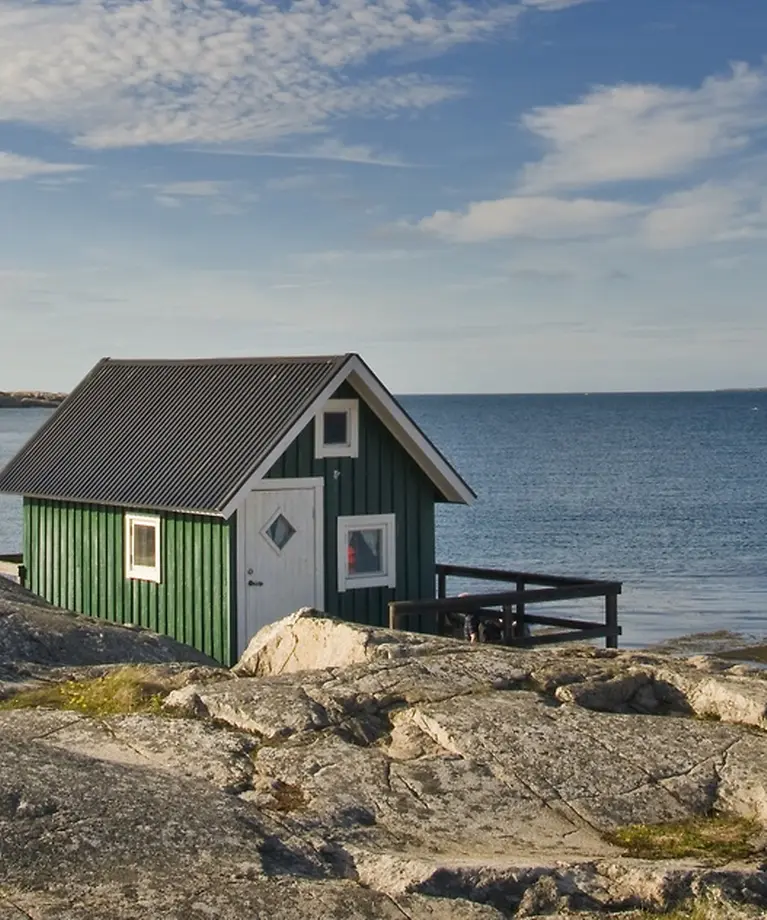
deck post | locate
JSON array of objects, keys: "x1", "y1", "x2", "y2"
[
  {"x1": 388, "y1": 602, "x2": 399, "y2": 632},
  {"x1": 515, "y1": 579, "x2": 526, "y2": 637},
  {"x1": 502, "y1": 604, "x2": 513, "y2": 643},
  {"x1": 436, "y1": 569, "x2": 447, "y2": 634},
  {"x1": 605, "y1": 593, "x2": 619, "y2": 649}
]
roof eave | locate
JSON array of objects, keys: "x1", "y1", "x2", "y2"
[
  {"x1": 15, "y1": 492, "x2": 226, "y2": 518},
  {"x1": 346, "y1": 357, "x2": 475, "y2": 505}
]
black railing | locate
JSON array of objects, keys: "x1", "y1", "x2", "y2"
[{"x1": 389, "y1": 563, "x2": 622, "y2": 649}]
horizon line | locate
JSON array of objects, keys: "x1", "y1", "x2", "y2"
[{"x1": 396, "y1": 387, "x2": 767, "y2": 397}]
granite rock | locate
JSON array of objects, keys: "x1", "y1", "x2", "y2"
[
  {"x1": 4, "y1": 607, "x2": 767, "y2": 918},
  {"x1": 0, "y1": 578, "x2": 215, "y2": 679}
]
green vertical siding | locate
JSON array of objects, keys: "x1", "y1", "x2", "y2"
[
  {"x1": 24, "y1": 498, "x2": 236, "y2": 666},
  {"x1": 267, "y1": 382, "x2": 437, "y2": 629}
]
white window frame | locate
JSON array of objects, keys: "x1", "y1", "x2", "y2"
[
  {"x1": 337, "y1": 513, "x2": 396, "y2": 592},
  {"x1": 315, "y1": 398, "x2": 359, "y2": 459},
  {"x1": 125, "y1": 513, "x2": 161, "y2": 583}
]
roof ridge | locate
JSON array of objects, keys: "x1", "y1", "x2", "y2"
[
  {"x1": 0, "y1": 351, "x2": 474, "y2": 511},
  {"x1": 102, "y1": 354, "x2": 354, "y2": 366}
]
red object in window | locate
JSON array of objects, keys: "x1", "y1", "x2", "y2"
[{"x1": 347, "y1": 542, "x2": 356, "y2": 573}]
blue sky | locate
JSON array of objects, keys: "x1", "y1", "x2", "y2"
[{"x1": 1, "y1": 0, "x2": 766, "y2": 393}]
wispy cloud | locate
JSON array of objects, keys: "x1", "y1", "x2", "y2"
[
  {"x1": 154, "y1": 195, "x2": 182, "y2": 209},
  {"x1": 521, "y1": 0, "x2": 599, "y2": 9},
  {"x1": 150, "y1": 181, "x2": 229, "y2": 198},
  {"x1": 640, "y1": 182, "x2": 767, "y2": 248},
  {"x1": 145, "y1": 179, "x2": 258, "y2": 213},
  {"x1": 270, "y1": 280, "x2": 330, "y2": 291},
  {"x1": 410, "y1": 181, "x2": 767, "y2": 249},
  {"x1": 297, "y1": 140, "x2": 413, "y2": 168},
  {"x1": 265, "y1": 174, "x2": 319, "y2": 193},
  {"x1": 410, "y1": 195, "x2": 638, "y2": 242},
  {"x1": 38, "y1": 175, "x2": 85, "y2": 187},
  {"x1": 403, "y1": 62, "x2": 767, "y2": 250},
  {"x1": 298, "y1": 248, "x2": 428, "y2": 266},
  {"x1": 518, "y1": 63, "x2": 767, "y2": 193},
  {"x1": 203, "y1": 138, "x2": 415, "y2": 168},
  {"x1": 0, "y1": 151, "x2": 86, "y2": 182},
  {"x1": 0, "y1": 0, "x2": 518, "y2": 151}
]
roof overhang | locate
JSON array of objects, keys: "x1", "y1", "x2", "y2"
[{"x1": 220, "y1": 354, "x2": 474, "y2": 517}]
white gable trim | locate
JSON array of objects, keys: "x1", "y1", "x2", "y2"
[
  {"x1": 220, "y1": 354, "x2": 474, "y2": 518},
  {"x1": 345, "y1": 356, "x2": 475, "y2": 506}
]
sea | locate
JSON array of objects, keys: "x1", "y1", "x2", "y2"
[{"x1": 1, "y1": 391, "x2": 765, "y2": 649}]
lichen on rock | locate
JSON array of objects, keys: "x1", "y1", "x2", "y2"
[{"x1": 2, "y1": 589, "x2": 767, "y2": 918}]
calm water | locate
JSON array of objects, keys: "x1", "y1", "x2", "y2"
[
  {"x1": 1, "y1": 392, "x2": 765, "y2": 647},
  {"x1": 0, "y1": 408, "x2": 52, "y2": 559}
]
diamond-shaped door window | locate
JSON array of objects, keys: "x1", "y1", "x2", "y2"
[{"x1": 263, "y1": 512, "x2": 296, "y2": 552}]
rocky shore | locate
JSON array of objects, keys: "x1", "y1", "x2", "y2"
[
  {"x1": 0, "y1": 390, "x2": 66, "y2": 409},
  {"x1": 1, "y1": 579, "x2": 767, "y2": 918}
]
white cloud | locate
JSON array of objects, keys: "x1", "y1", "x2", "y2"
[
  {"x1": 0, "y1": 151, "x2": 86, "y2": 182},
  {"x1": 265, "y1": 174, "x2": 318, "y2": 192},
  {"x1": 210, "y1": 200, "x2": 248, "y2": 217},
  {"x1": 152, "y1": 181, "x2": 229, "y2": 198},
  {"x1": 404, "y1": 62, "x2": 767, "y2": 251},
  {"x1": 522, "y1": 0, "x2": 597, "y2": 9},
  {"x1": 412, "y1": 182, "x2": 767, "y2": 248},
  {"x1": 154, "y1": 194, "x2": 183, "y2": 209},
  {"x1": 296, "y1": 139, "x2": 411, "y2": 167},
  {"x1": 413, "y1": 195, "x2": 639, "y2": 241},
  {"x1": 640, "y1": 182, "x2": 767, "y2": 249},
  {"x1": 145, "y1": 178, "x2": 258, "y2": 213},
  {"x1": 38, "y1": 175, "x2": 85, "y2": 187},
  {"x1": 201, "y1": 138, "x2": 414, "y2": 168},
  {"x1": 270, "y1": 281, "x2": 329, "y2": 290},
  {"x1": 0, "y1": 0, "x2": 518, "y2": 151},
  {"x1": 299, "y1": 248, "x2": 428, "y2": 266},
  {"x1": 519, "y1": 63, "x2": 767, "y2": 193}
]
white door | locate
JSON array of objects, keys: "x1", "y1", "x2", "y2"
[{"x1": 243, "y1": 486, "x2": 320, "y2": 647}]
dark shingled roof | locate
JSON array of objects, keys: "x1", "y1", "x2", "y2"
[{"x1": 0, "y1": 355, "x2": 352, "y2": 514}]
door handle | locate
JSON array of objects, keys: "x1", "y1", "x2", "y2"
[{"x1": 248, "y1": 580, "x2": 264, "y2": 587}]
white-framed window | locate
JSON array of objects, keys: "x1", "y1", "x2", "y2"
[
  {"x1": 337, "y1": 513, "x2": 396, "y2": 592},
  {"x1": 125, "y1": 514, "x2": 161, "y2": 583},
  {"x1": 315, "y1": 399, "x2": 359, "y2": 459}
]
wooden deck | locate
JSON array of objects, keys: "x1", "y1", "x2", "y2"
[{"x1": 389, "y1": 563, "x2": 622, "y2": 648}]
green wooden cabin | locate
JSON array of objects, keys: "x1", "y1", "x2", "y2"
[{"x1": 0, "y1": 354, "x2": 474, "y2": 665}]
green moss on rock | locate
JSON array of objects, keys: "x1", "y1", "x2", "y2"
[
  {"x1": 0, "y1": 666, "x2": 173, "y2": 716},
  {"x1": 605, "y1": 814, "x2": 761, "y2": 862}
]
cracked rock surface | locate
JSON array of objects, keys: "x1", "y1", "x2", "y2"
[
  {"x1": 0, "y1": 578, "x2": 215, "y2": 694},
  {"x1": 2, "y1": 599, "x2": 767, "y2": 917}
]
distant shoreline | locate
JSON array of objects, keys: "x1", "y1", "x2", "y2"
[
  {"x1": 0, "y1": 392, "x2": 67, "y2": 409},
  {"x1": 1, "y1": 388, "x2": 765, "y2": 408},
  {"x1": 714, "y1": 387, "x2": 767, "y2": 393}
]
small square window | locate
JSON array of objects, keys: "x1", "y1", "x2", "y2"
[
  {"x1": 337, "y1": 514, "x2": 396, "y2": 591},
  {"x1": 347, "y1": 528, "x2": 383, "y2": 575},
  {"x1": 315, "y1": 399, "x2": 359, "y2": 459},
  {"x1": 323, "y1": 411, "x2": 348, "y2": 446},
  {"x1": 125, "y1": 514, "x2": 161, "y2": 583}
]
